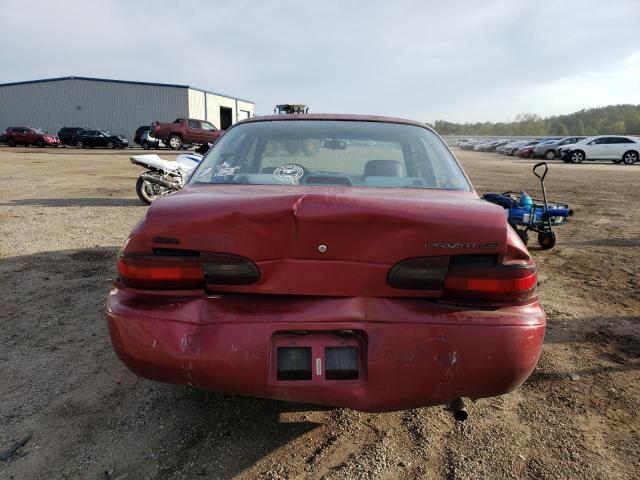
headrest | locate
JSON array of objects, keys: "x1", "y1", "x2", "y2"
[{"x1": 364, "y1": 160, "x2": 404, "y2": 177}]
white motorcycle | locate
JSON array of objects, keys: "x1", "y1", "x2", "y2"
[{"x1": 130, "y1": 153, "x2": 203, "y2": 205}]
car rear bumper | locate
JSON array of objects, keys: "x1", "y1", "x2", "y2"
[{"x1": 106, "y1": 285, "x2": 545, "y2": 412}]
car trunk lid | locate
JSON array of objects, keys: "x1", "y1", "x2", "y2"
[{"x1": 142, "y1": 185, "x2": 509, "y2": 297}]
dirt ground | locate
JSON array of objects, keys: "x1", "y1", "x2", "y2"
[{"x1": 1, "y1": 146, "x2": 638, "y2": 480}]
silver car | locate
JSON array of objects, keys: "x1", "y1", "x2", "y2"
[{"x1": 533, "y1": 136, "x2": 587, "y2": 160}]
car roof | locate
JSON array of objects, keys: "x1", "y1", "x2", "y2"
[{"x1": 239, "y1": 113, "x2": 434, "y2": 131}]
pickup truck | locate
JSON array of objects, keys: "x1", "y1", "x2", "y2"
[{"x1": 151, "y1": 118, "x2": 222, "y2": 150}]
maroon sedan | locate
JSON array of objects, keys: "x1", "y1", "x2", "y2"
[{"x1": 107, "y1": 114, "x2": 545, "y2": 412}]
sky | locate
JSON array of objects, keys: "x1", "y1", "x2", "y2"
[{"x1": 1, "y1": 0, "x2": 639, "y2": 123}]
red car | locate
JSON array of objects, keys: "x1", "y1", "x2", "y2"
[
  {"x1": 4, "y1": 127, "x2": 61, "y2": 147},
  {"x1": 107, "y1": 114, "x2": 545, "y2": 412},
  {"x1": 517, "y1": 145, "x2": 535, "y2": 158}
]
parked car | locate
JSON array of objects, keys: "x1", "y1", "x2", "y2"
[
  {"x1": 4, "y1": 127, "x2": 61, "y2": 147},
  {"x1": 510, "y1": 140, "x2": 540, "y2": 156},
  {"x1": 478, "y1": 139, "x2": 509, "y2": 152},
  {"x1": 559, "y1": 135, "x2": 640, "y2": 164},
  {"x1": 517, "y1": 144, "x2": 536, "y2": 158},
  {"x1": 532, "y1": 136, "x2": 587, "y2": 160},
  {"x1": 74, "y1": 130, "x2": 128, "y2": 149},
  {"x1": 134, "y1": 126, "x2": 151, "y2": 146},
  {"x1": 460, "y1": 139, "x2": 479, "y2": 150},
  {"x1": 456, "y1": 138, "x2": 473, "y2": 147},
  {"x1": 0, "y1": 131, "x2": 6, "y2": 144},
  {"x1": 151, "y1": 118, "x2": 222, "y2": 150},
  {"x1": 107, "y1": 114, "x2": 545, "y2": 413},
  {"x1": 57, "y1": 127, "x2": 87, "y2": 146}
]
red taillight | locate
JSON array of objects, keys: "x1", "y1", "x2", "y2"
[
  {"x1": 117, "y1": 250, "x2": 260, "y2": 290},
  {"x1": 443, "y1": 265, "x2": 537, "y2": 302},
  {"x1": 117, "y1": 253, "x2": 204, "y2": 289},
  {"x1": 387, "y1": 252, "x2": 537, "y2": 303}
]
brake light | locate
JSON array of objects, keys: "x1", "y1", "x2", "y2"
[
  {"x1": 117, "y1": 252, "x2": 203, "y2": 289},
  {"x1": 387, "y1": 252, "x2": 537, "y2": 303},
  {"x1": 117, "y1": 250, "x2": 260, "y2": 289},
  {"x1": 443, "y1": 264, "x2": 537, "y2": 302}
]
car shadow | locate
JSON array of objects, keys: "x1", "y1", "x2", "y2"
[
  {"x1": 0, "y1": 247, "x2": 329, "y2": 479},
  {"x1": 529, "y1": 314, "x2": 640, "y2": 384},
  {"x1": 564, "y1": 238, "x2": 640, "y2": 248},
  {"x1": 0, "y1": 197, "x2": 143, "y2": 207}
]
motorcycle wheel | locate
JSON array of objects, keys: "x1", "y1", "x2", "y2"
[{"x1": 136, "y1": 175, "x2": 159, "y2": 205}]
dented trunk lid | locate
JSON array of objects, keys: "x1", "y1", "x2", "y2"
[{"x1": 143, "y1": 184, "x2": 508, "y2": 296}]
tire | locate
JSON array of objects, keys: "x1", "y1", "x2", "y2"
[
  {"x1": 622, "y1": 150, "x2": 638, "y2": 165},
  {"x1": 516, "y1": 229, "x2": 529, "y2": 245},
  {"x1": 135, "y1": 175, "x2": 157, "y2": 205},
  {"x1": 142, "y1": 141, "x2": 150, "y2": 150},
  {"x1": 76, "y1": 141, "x2": 84, "y2": 148},
  {"x1": 538, "y1": 232, "x2": 556, "y2": 250},
  {"x1": 35, "y1": 139, "x2": 45, "y2": 148},
  {"x1": 168, "y1": 135, "x2": 182, "y2": 150},
  {"x1": 570, "y1": 150, "x2": 585, "y2": 164},
  {"x1": 7, "y1": 138, "x2": 16, "y2": 147},
  {"x1": 107, "y1": 141, "x2": 115, "y2": 149},
  {"x1": 544, "y1": 150, "x2": 555, "y2": 160}
]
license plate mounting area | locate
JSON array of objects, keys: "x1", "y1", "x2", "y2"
[{"x1": 270, "y1": 331, "x2": 366, "y2": 384}]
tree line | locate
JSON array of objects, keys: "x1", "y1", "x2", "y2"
[{"x1": 431, "y1": 104, "x2": 640, "y2": 136}]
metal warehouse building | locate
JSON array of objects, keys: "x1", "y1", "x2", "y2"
[{"x1": 0, "y1": 76, "x2": 254, "y2": 142}]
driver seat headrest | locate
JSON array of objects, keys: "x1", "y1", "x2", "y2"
[{"x1": 364, "y1": 160, "x2": 404, "y2": 177}]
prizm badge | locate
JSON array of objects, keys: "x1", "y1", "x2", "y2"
[{"x1": 425, "y1": 242, "x2": 498, "y2": 249}]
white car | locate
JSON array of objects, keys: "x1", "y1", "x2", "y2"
[{"x1": 559, "y1": 135, "x2": 640, "y2": 164}]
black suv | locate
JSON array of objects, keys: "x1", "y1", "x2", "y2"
[
  {"x1": 57, "y1": 127, "x2": 87, "y2": 146},
  {"x1": 74, "y1": 130, "x2": 128, "y2": 149}
]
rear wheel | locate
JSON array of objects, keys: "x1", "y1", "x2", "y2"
[
  {"x1": 570, "y1": 150, "x2": 584, "y2": 164},
  {"x1": 76, "y1": 140, "x2": 84, "y2": 148},
  {"x1": 168, "y1": 135, "x2": 182, "y2": 150},
  {"x1": 7, "y1": 138, "x2": 16, "y2": 147},
  {"x1": 107, "y1": 141, "x2": 115, "y2": 149},
  {"x1": 142, "y1": 141, "x2": 150, "y2": 150},
  {"x1": 538, "y1": 232, "x2": 556, "y2": 250},
  {"x1": 622, "y1": 150, "x2": 638, "y2": 165},
  {"x1": 136, "y1": 175, "x2": 158, "y2": 205},
  {"x1": 544, "y1": 150, "x2": 555, "y2": 160}
]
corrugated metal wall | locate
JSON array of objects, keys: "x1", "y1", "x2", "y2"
[{"x1": 0, "y1": 79, "x2": 189, "y2": 142}]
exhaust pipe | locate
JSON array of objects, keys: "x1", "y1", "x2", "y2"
[
  {"x1": 141, "y1": 172, "x2": 180, "y2": 189},
  {"x1": 450, "y1": 397, "x2": 468, "y2": 422}
]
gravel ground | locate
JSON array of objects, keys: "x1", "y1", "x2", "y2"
[{"x1": 1, "y1": 146, "x2": 638, "y2": 480}]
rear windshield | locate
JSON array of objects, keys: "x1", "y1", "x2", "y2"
[{"x1": 191, "y1": 120, "x2": 469, "y2": 190}]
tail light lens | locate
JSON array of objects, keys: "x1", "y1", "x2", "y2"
[
  {"x1": 117, "y1": 251, "x2": 203, "y2": 289},
  {"x1": 203, "y1": 254, "x2": 260, "y2": 285},
  {"x1": 443, "y1": 262, "x2": 537, "y2": 302},
  {"x1": 387, "y1": 256, "x2": 449, "y2": 290},
  {"x1": 387, "y1": 253, "x2": 537, "y2": 303},
  {"x1": 117, "y1": 250, "x2": 259, "y2": 289}
]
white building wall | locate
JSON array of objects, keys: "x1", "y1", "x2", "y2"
[
  {"x1": 0, "y1": 79, "x2": 189, "y2": 142},
  {"x1": 187, "y1": 89, "x2": 206, "y2": 121},
  {"x1": 197, "y1": 90, "x2": 255, "y2": 129}
]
